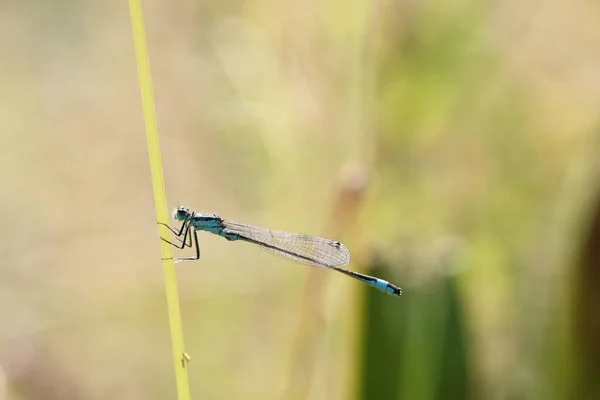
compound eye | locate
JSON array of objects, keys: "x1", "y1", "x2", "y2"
[
  {"x1": 177, "y1": 206, "x2": 190, "y2": 215},
  {"x1": 173, "y1": 206, "x2": 189, "y2": 220}
]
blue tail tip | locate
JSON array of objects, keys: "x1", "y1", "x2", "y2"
[{"x1": 388, "y1": 284, "x2": 402, "y2": 296}]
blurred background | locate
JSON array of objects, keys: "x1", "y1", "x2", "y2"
[{"x1": 1, "y1": 0, "x2": 600, "y2": 399}]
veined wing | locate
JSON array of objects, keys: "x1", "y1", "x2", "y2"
[{"x1": 222, "y1": 220, "x2": 351, "y2": 268}]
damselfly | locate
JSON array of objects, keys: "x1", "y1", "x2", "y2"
[{"x1": 159, "y1": 205, "x2": 401, "y2": 296}]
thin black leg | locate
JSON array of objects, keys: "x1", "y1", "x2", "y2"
[
  {"x1": 173, "y1": 230, "x2": 200, "y2": 261},
  {"x1": 161, "y1": 222, "x2": 192, "y2": 250},
  {"x1": 158, "y1": 217, "x2": 188, "y2": 237},
  {"x1": 159, "y1": 211, "x2": 200, "y2": 261},
  {"x1": 183, "y1": 227, "x2": 193, "y2": 247},
  {"x1": 158, "y1": 223, "x2": 193, "y2": 247}
]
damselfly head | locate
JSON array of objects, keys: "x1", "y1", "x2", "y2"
[{"x1": 173, "y1": 205, "x2": 191, "y2": 221}]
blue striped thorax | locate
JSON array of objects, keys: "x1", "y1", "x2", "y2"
[{"x1": 189, "y1": 213, "x2": 223, "y2": 233}]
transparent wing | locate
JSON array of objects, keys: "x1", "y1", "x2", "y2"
[{"x1": 222, "y1": 220, "x2": 350, "y2": 268}]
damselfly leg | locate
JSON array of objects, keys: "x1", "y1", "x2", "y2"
[
  {"x1": 158, "y1": 221, "x2": 191, "y2": 249},
  {"x1": 159, "y1": 220, "x2": 201, "y2": 261},
  {"x1": 159, "y1": 217, "x2": 189, "y2": 236},
  {"x1": 158, "y1": 221, "x2": 193, "y2": 248},
  {"x1": 171, "y1": 229, "x2": 200, "y2": 261}
]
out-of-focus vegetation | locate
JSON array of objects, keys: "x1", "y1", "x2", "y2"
[{"x1": 1, "y1": 0, "x2": 599, "y2": 399}]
